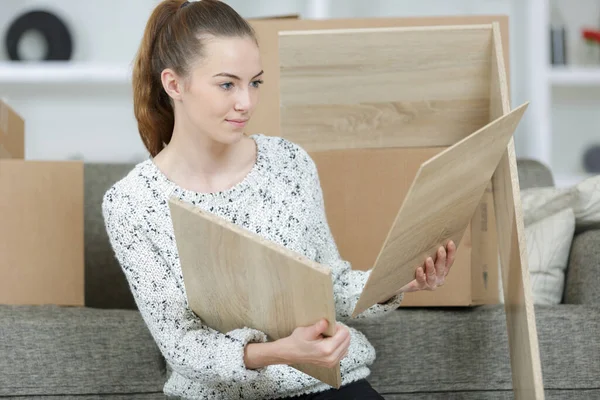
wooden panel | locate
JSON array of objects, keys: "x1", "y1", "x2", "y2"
[
  {"x1": 0, "y1": 160, "x2": 84, "y2": 306},
  {"x1": 352, "y1": 102, "x2": 528, "y2": 316},
  {"x1": 488, "y1": 24, "x2": 545, "y2": 399},
  {"x1": 0, "y1": 100, "x2": 24, "y2": 159},
  {"x1": 247, "y1": 15, "x2": 510, "y2": 140},
  {"x1": 169, "y1": 198, "x2": 341, "y2": 388},
  {"x1": 278, "y1": 25, "x2": 493, "y2": 151}
]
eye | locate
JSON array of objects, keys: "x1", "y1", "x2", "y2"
[
  {"x1": 220, "y1": 82, "x2": 233, "y2": 90},
  {"x1": 250, "y1": 79, "x2": 264, "y2": 88}
]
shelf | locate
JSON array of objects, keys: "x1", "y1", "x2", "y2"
[
  {"x1": 549, "y1": 66, "x2": 600, "y2": 86},
  {"x1": 0, "y1": 62, "x2": 132, "y2": 85}
]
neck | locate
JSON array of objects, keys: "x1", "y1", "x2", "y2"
[{"x1": 166, "y1": 126, "x2": 241, "y2": 177}]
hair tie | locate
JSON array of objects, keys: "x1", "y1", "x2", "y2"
[{"x1": 180, "y1": 1, "x2": 190, "y2": 9}]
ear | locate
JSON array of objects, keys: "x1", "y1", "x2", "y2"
[{"x1": 161, "y1": 68, "x2": 184, "y2": 101}]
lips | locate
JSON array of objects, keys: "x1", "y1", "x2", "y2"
[{"x1": 226, "y1": 119, "x2": 248, "y2": 128}]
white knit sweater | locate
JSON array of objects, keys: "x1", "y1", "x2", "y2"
[{"x1": 102, "y1": 134, "x2": 403, "y2": 400}]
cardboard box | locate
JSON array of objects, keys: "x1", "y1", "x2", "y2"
[
  {"x1": 0, "y1": 160, "x2": 84, "y2": 306},
  {"x1": 0, "y1": 101, "x2": 84, "y2": 306},
  {"x1": 0, "y1": 99, "x2": 24, "y2": 159},
  {"x1": 248, "y1": 16, "x2": 509, "y2": 306},
  {"x1": 311, "y1": 148, "x2": 498, "y2": 306}
]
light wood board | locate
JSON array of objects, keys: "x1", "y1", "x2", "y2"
[
  {"x1": 488, "y1": 23, "x2": 545, "y2": 399},
  {"x1": 352, "y1": 102, "x2": 528, "y2": 316},
  {"x1": 248, "y1": 15, "x2": 510, "y2": 140},
  {"x1": 168, "y1": 198, "x2": 341, "y2": 388},
  {"x1": 278, "y1": 25, "x2": 494, "y2": 152}
]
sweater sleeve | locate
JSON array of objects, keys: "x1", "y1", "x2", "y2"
[
  {"x1": 102, "y1": 189, "x2": 268, "y2": 385},
  {"x1": 303, "y1": 154, "x2": 403, "y2": 322}
]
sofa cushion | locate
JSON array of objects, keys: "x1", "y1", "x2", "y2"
[
  {"x1": 0, "y1": 305, "x2": 166, "y2": 397},
  {"x1": 527, "y1": 208, "x2": 575, "y2": 304},
  {"x1": 347, "y1": 305, "x2": 600, "y2": 396},
  {"x1": 498, "y1": 207, "x2": 576, "y2": 305},
  {"x1": 84, "y1": 163, "x2": 137, "y2": 310},
  {"x1": 564, "y1": 229, "x2": 600, "y2": 305},
  {"x1": 520, "y1": 174, "x2": 600, "y2": 232}
]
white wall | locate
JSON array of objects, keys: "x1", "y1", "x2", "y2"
[
  {"x1": 550, "y1": 0, "x2": 600, "y2": 179},
  {"x1": 0, "y1": 0, "x2": 537, "y2": 163}
]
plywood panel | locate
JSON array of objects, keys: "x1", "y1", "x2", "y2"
[
  {"x1": 278, "y1": 25, "x2": 492, "y2": 151},
  {"x1": 247, "y1": 15, "x2": 510, "y2": 140},
  {"x1": 488, "y1": 23, "x2": 545, "y2": 400},
  {"x1": 169, "y1": 198, "x2": 341, "y2": 388},
  {"x1": 352, "y1": 103, "x2": 528, "y2": 316}
]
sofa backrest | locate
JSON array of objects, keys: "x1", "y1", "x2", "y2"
[
  {"x1": 81, "y1": 158, "x2": 564, "y2": 310},
  {"x1": 84, "y1": 163, "x2": 137, "y2": 309},
  {"x1": 516, "y1": 159, "x2": 555, "y2": 190}
]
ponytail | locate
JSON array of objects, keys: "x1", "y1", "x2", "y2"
[{"x1": 131, "y1": 0, "x2": 256, "y2": 157}]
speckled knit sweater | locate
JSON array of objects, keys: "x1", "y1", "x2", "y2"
[{"x1": 102, "y1": 134, "x2": 403, "y2": 400}]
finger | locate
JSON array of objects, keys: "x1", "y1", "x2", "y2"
[
  {"x1": 397, "y1": 279, "x2": 418, "y2": 294},
  {"x1": 426, "y1": 257, "x2": 436, "y2": 287},
  {"x1": 416, "y1": 266, "x2": 427, "y2": 288},
  {"x1": 327, "y1": 324, "x2": 349, "y2": 348},
  {"x1": 446, "y1": 240, "x2": 456, "y2": 271},
  {"x1": 333, "y1": 330, "x2": 351, "y2": 362},
  {"x1": 310, "y1": 319, "x2": 328, "y2": 339},
  {"x1": 435, "y1": 246, "x2": 446, "y2": 280}
]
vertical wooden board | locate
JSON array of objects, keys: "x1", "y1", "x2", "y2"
[
  {"x1": 169, "y1": 198, "x2": 341, "y2": 388},
  {"x1": 489, "y1": 23, "x2": 545, "y2": 399},
  {"x1": 247, "y1": 15, "x2": 510, "y2": 139},
  {"x1": 278, "y1": 25, "x2": 493, "y2": 151},
  {"x1": 0, "y1": 160, "x2": 84, "y2": 306},
  {"x1": 352, "y1": 103, "x2": 528, "y2": 316}
]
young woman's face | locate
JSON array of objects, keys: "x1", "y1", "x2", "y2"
[{"x1": 179, "y1": 36, "x2": 263, "y2": 144}]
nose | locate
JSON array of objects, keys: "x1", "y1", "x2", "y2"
[{"x1": 234, "y1": 88, "x2": 252, "y2": 112}]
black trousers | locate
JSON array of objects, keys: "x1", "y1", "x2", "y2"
[{"x1": 277, "y1": 379, "x2": 385, "y2": 400}]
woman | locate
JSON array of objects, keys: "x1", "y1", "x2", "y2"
[{"x1": 102, "y1": 1, "x2": 456, "y2": 399}]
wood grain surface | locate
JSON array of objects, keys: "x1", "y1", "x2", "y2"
[
  {"x1": 488, "y1": 23, "x2": 545, "y2": 400},
  {"x1": 169, "y1": 198, "x2": 341, "y2": 388},
  {"x1": 352, "y1": 102, "x2": 528, "y2": 316},
  {"x1": 247, "y1": 15, "x2": 510, "y2": 139},
  {"x1": 278, "y1": 25, "x2": 494, "y2": 151}
]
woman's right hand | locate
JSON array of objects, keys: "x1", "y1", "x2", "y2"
[{"x1": 281, "y1": 319, "x2": 351, "y2": 368}]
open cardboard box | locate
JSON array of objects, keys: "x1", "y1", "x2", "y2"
[
  {"x1": 0, "y1": 100, "x2": 84, "y2": 306},
  {"x1": 248, "y1": 16, "x2": 544, "y2": 399}
]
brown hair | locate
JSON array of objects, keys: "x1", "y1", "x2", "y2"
[{"x1": 132, "y1": 0, "x2": 257, "y2": 157}]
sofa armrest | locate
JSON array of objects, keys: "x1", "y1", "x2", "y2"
[{"x1": 564, "y1": 229, "x2": 600, "y2": 305}]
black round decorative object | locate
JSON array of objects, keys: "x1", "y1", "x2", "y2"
[
  {"x1": 5, "y1": 10, "x2": 73, "y2": 61},
  {"x1": 583, "y1": 145, "x2": 600, "y2": 173}
]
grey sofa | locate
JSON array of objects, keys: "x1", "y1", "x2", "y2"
[{"x1": 1, "y1": 159, "x2": 598, "y2": 399}]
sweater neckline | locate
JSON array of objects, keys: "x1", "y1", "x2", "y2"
[{"x1": 143, "y1": 133, "x2": 266, "y2": 204}]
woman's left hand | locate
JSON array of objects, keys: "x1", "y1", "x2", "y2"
[{"x1": 398, "y1": 240, "x2": 457, "y2": 293}]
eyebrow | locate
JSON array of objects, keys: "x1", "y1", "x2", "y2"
[{"x1": 213, "y1": 70, "x2": 264, "y2": 80}]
